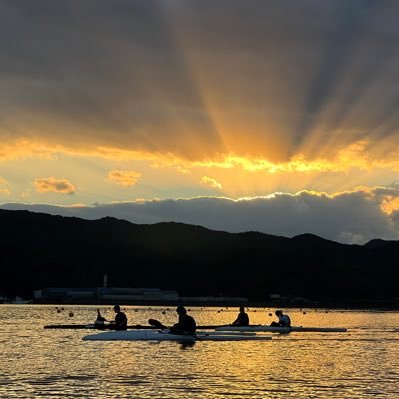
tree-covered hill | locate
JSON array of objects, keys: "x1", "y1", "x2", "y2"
[{"x1": 1, "y1": 209, "x2": 399, "y2": 303}]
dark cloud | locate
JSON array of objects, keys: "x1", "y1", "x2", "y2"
[
  {"x1": 34, "y1": 177, "x2": 75, "y2": 194},
  {"x1": 0, "y1": 0, "x2": 221, "y2": 157},
  {"x1": 1, "y1": 1, "x2": 399, "y2": 161},
  {"x1": 2, "y1": 187, "x2": 399, "y2": 243}
]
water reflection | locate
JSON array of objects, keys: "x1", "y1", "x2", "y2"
[
  {"x1": 0, "y1": 305, "x2": 399, "y2": 398},
  {"x1": 179, "y1": 341, "x2": 196, "y2": 350}
]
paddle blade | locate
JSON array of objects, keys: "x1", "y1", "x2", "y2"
[{"x1": 148, "y1": 319, "x2": 167, "y2": 329}]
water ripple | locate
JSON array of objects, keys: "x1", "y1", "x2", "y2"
[{"x1": 0, "y1": 305, "x2": 399, "y2": 398}]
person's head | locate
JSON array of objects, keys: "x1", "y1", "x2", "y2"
[
  {"x1": 113, "y1": 305, "x2": 121, "y2": 313},
  {"x1": 275, "y1": 310, "x2": 283, "y2": 316},
  {"x1": 239, "y1": 306, "x2": 245, "y2": 313},
  {"x1": 176, "y1": 305, "x2": 187, "y2": 315}
]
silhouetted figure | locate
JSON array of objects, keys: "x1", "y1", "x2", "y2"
[
  {"x1": 111, "y1": 305, "x2": 128, "y2": 330},
  {"x1": 94, "y1": 309, "x2": 107, "y2": 328},
  {"x1": 270, "y1": 310, "x2": 291, "y2": 327},
  {"x1": 170, "y1": 305, "x2": 196, "y2": 334},
  {"x1": 232, "y1": 306, "x2": 249, "y2": 326}
]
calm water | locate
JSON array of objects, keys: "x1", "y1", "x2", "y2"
[{"x1": 1, "y1": 305, "x2": 399, "y2": 398}]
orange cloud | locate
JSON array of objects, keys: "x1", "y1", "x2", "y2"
[
  {"x1": 2, "y1": 138, "x2": 399, "y2": 178},
  {"x1": 106, "y1": 170, "x2": 141, "y2": 186},
  {"x1": 305, "y1": 185, "x2": 399, "y2": 216},
  {"x1": 2, "y1": 0, "x2": 399, "y2": 182},
  {"x1": 381, "y1": 197, "x2": 399, "y2": 215},
  {"x1": 34, "y1": 177, "x2": 75, "y2": 195},
  {"x1": 200, "y1": 176, "x2": 223, "y2": 190},
  {"x1": 0, "y1": 177, "x2": 10, "y2": 196}
]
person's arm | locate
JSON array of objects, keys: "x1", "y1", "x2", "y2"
[
  {"x1": 120, "y1": 313, "x2": 128, "y2": 327},
  {"x1": 170, "y1": 318, "x2": 182, "y2": 333},
  {"x1": 173, "y1": 315, "x2": 183, "y2": 329},
  {"x1": 232, "y1": 315, "x2": 240, "y2": 326}
]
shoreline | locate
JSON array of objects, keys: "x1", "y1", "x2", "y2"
[{"x1": 4, "y1": 299, "x2": 399, "y2": 311}]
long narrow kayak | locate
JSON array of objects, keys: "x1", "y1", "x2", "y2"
[
  {"x1": 215, "y1": 325, "x2": 347, "y2": 333},
  {"x1": 44, "y1": 324, "x2": 221, "y2": 330},
  {"x1": 82, "y1": 330, "x2": 272, "y2": 341}
]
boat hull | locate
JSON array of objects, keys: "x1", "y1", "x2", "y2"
[
  {"x1": 82, "y1": 330, "x2": 272, "y2": 341},
  {"x1": 44, "y1": 324, "x2": 220, "y2": 330},
  {"x1": 215, "y1": 325, "x2": 347, "y2": 333}
]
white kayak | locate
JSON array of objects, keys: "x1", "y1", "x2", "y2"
[
  {"x1": 215, "y1": 325, "x2": 347, "y2": 333},
  {"x1": 82, "y1": 329, "x2": 272, "y2": 341}
]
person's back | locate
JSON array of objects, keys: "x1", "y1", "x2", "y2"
[
  {"x1": 171, "y1": 306, "x2": 196, "y2": 334},
  {"x1": 278, "y1": 313, "x2": 291, "y2": 327},
  {"x1": 113, "y1": 305, "x2": 128, "y2": 330},
  {"x1": 270, "y1": 310, "x2": 291, "y2": 327},
  {"x1": 232, "y1": 307, "x2": 249, "y2": 326},
  {"x1": 178, "y1": 314, "x2": 196, "y2": 333}
]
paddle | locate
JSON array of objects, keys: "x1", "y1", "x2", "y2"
[
  {"x1": 148, "y1": 318, "x2": 202, "y2": 340},
  {"x1": 94, "y1": 309, "x2": 107, "y2": 325},
  {"x1": 96, "y1": 309, "x2": 107, "y2": 322},
  {"x1": 148, "y1": 318, "x2": 168, "y2": 329}
]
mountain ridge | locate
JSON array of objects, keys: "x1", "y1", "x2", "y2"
[{"x1": 1, "y1": 209, "x2": 399, "y2": 302}]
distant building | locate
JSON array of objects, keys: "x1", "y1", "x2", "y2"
[
  {"x1": 270, "y1": 294, "x2": 281, "y2": 300},
  {"x1": 34, "y1": 287, "x2": 178, "y2": 303},
  {"x1": 270, "y1": 293, "x2": 290, "y2": 303},
  {"x1": 179, "y1": 296, "x2": 248, "y2": 304},
  {"x1": 290, "y1": 297, "x2": 309, "y2": 304},
  {"x1": 97, "y1": 287, "x2": 178, "y2": 302},
  {"x1": 34, "y1": 288, "x2": 97, "y2": 301}
]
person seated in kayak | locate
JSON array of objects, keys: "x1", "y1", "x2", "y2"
[
  {"x1": 169, "y1": 305, "x2": 196, "y2": 335},
  {"x1": 94, "y1": 309, "x2": 107, "y2": 328},
  {"x1": 232, "y1": 306, "x2": 249, "y2": 326},
  {"x1": 270, "y1": 310, "x2": 291, "y2": 327},
  {"x1": 110, "y1": 305, "x2": 128, "y2": 330}
]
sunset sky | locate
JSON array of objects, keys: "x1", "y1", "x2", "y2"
[{"x1": 2, "y1": 0, "x2": 399, "y2": 243}]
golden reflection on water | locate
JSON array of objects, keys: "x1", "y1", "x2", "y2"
[{"x1": 1, "y1": 305, "x2": 399, "y2": 398}]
